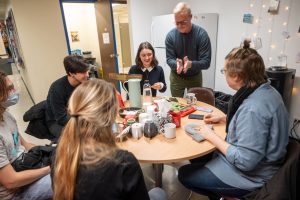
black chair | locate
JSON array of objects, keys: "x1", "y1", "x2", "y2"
[
  {"x1": 188, "y1": 87, "x2": 215, "y2": 106},
  {"x1": 241, "y1": 138, "x2": 300, "y2": 200},
  {"x1": 223, "y1": 138, "x2": 300, "y2": 200},
  {"x1": 23, "y1": 101, "x2": 55, "y2": 141}
]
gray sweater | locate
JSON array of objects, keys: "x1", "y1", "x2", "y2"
[{"x1": 165, "y1": 24, "x2": 211, "y2": 77}]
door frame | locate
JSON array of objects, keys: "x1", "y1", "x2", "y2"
[{"x1": 59, "y1": 0, "x2": 120, "y2": 90}]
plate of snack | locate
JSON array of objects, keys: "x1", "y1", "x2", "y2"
[{"x1": 119, "y1": 107, "x2": 142, "y2": 118}]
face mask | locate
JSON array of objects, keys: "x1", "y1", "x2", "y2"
[{"x1": 2, "y1": 92, "x2": 20, "y2": 107}]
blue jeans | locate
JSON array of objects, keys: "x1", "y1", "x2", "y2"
[
  {"x1": 12, "y1": 174, "x2": 52, "y2": 200},
  {"x1": 178, "y1": 164, "x2": 250, "y2": 200}
]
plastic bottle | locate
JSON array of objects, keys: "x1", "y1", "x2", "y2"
[{"x1": 143, "y1": 80, "x2": 152, "y2": 108}]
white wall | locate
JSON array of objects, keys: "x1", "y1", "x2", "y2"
[
  {"x1": 128, "y1": 0, "x2": 300, "y2": 137},
  {"x1": 10, "y1": 0, "x2": 68, "y2": 102},
  {"x1": 63, "y1": 3, "x2": 101, "y2": 67}
]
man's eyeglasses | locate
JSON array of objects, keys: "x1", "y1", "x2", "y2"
[
  {"x1": 175, "y1": 20, "x2": 189, "y2": 26},
  {"x1": 220, "y1": 68, "x2": 227, "y2": 74}
]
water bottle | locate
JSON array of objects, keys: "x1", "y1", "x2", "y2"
[{"x1": 143, "y1": 80, "x2": 152, "y2": 108}]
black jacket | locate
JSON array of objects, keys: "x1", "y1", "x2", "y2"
[{"x1": 23, "y1": 101, "x2": 54, "y2": 140}]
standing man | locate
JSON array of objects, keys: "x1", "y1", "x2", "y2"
[
  {"x1": 166, "y1": 2, "x2": 211, "y2": 97},
  {"x1": 45, "y1": 55, "x2": 89, "y2": 138}
]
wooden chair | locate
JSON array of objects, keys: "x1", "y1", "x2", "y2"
[{"x1": 188, "y1": 87, "x2": 215, "y2": 106}]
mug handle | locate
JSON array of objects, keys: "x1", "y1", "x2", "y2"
[
  {"x1": 193, "y1": 96, "x2": 197, "y2": 104},
  {"x1": 122, "y1": 81, "x2": 129, "y2": 93}
]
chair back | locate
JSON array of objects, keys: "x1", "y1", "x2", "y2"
[
  {"x1": 242, "y1": 138, "x2": 300, "y2": 200},
  {"x1": 188, "y1": 87, "x2": 215, "y2": 106}
]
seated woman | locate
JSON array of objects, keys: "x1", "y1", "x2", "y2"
[
  {"x1": 178, "y1": 40, "x2": 289, "y2": 200},
  {"x1": 128, "y1": 41, "x2": 167, "y2": 97},
  {"x1": 52, "y1": 79, "x2": 166, "y2": 200},
  {"x1": 0, "y1": 71, "x2": 52, "y2": 200}
]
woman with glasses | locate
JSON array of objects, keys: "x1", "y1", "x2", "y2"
[
  {"x1": 52, "y1": 79, "x2": 166, "y2": 200},
  {"x1": 178, "y1": 40, "x2": 289, "y2": 199}
]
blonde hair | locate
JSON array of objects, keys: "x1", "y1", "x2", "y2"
[
  {"x1": 173, "y1": 2, "x2": 192, "y2": 16},
  {"x1": 53, "y1": 79, "x2": 118, "y2": 200}
]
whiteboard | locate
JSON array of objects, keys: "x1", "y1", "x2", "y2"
[{"x1": 151, "y1": 13, "x2": 218, "y2": 96}]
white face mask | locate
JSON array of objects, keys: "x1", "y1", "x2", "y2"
[{"x1": 2, "y1": 92, "x2": 20, "y2": 108}]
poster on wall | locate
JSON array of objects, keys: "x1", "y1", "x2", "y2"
[{"x1": 70, "y1": 31, "x2": 80, "y2": 42}]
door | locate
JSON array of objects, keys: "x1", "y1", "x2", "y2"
[
  {"x1": 60, "y1": 0, "x2": 119, "y2": 89},
  {"x1": 94, "y1": 0, "x2": 119, "y2": 88}
]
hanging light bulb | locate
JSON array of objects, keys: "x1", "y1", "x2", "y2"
[
  {"x1": 250, "y1": 4, "x2": 254, "y2": 8},
  {"x1": 285, "y1": 6, "x2": 289, "y2": 10},
  {"x1": 262, "y1": 4, "x2": 266, "y2": 8},
  {"x1": 268, "y1": 29, "x2": 272, "y2": 33},
  {"x1": 283, "y1": 22, "x2": 287, "y2": 26}
]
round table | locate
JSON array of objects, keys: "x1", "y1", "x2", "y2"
[{"x1": 117, "y1": 98, "x2": 226, "y2": 187}]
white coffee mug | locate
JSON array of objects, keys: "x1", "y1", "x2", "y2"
[
  {"x1": 160, "y1": 123, "x2": 176, "y2": 139},
  {"x1": 131, "y1": 123, "x2": 143, "y2": 139}
]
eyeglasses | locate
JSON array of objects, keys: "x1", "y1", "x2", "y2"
[
  {"x1": 220, "y1": 68, "x2": 227, "y2": 74},
  {"x1": 175, "y1": 20, "x2": 189, "y2": 26}
]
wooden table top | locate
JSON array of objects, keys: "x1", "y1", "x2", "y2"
[{"x1": 117, "y1": 98, "x2": 226, "y2": 164}]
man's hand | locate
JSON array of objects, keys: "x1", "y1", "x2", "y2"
[
  {"x1": 183, "y1": 56, "x2": 192, "y2": 74},
  {"x1": 176, "y1": 58, "x2": 183, "y2": 74}
]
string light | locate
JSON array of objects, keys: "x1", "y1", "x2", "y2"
[
  {"x1": 262, "y1": 4, "x2": 266, "y2": 8},
  {"x1": 285, "y1": 6, "x2": 289, "y2": 10},
  {"x1": 283, "y1": 22, "x2": 287, "y2": 26},
  {"x1": 268, "y1": 29, "x2": 272, "y2": 33},
  {"x1": 250, "y1": 4, "x2": 254, "y2": 8},
  {"x1": 271, "y1": 44, "x2": 276, "y2": 49}
]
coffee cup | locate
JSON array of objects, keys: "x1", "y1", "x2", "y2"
[
  {"x1": 139, "y1": 113, "x2": 150, "y2": 125},
  {"x1": 126, "y1": 118, "x2": 136, "y2": 126},
  {"x1": 160, "y1": 123, "x2": 176, "y2": 139},
  {"x1": 186, "y1": 93, "x2": 197, "y2": 105},
  {"x1": 131, "y1": 123, "x2": 143, "y2": 139}
]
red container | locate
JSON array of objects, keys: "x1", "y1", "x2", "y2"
[{"x1": 170, "y1": 111, "x2": 181, "y2": 128}]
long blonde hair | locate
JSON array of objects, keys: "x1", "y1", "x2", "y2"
[{"x1": 53, "y1": 79, "x2": 118, "y2": 200}]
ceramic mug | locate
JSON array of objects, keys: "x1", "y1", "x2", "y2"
[
  {"x1": 139, "y1": 113, "x2": 150, "y2": 125},
  {"x1": 160, "y1": 123, "x2": 176, "y2": 139},
  {"x1": 131, "y1": 123, "x2": 143, "y2": 139}
]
